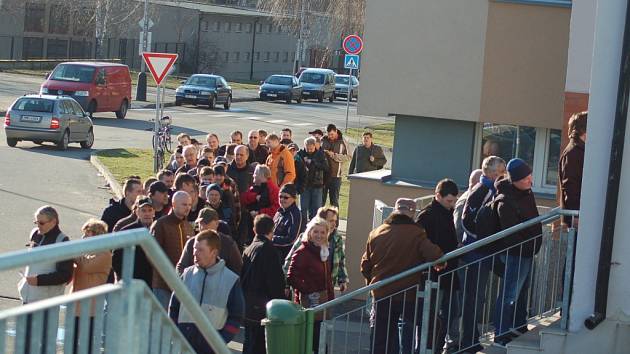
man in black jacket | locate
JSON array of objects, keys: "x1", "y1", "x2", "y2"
[
  {"x1": 493, "y1": 159, "x2": 541, "y2": 347},
  {"x1": 101, "y1": 178, "x2": 143, "y2": 232},
  {"x1": 241, "y1": 215, "x2": 286, "y2": 354},
  {"x1": 559, "y1": 111, "x2": 586, "y2": 227},
  {"x1": 416, "y1": 179, "x2": 459, "y2": 353},
  {"x1": 297, "y1": 137, "x2": 329, "y2": 221},
  {"x1": 247, "y1": 130, "x2": 269, "y2": 165},
  {"x1": 113, "y1": 196, "x2": 155, "y2": 286}
]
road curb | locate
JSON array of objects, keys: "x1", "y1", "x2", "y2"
[{"x1": 90, "y1": 152, "x2": 123, "y2": 200}]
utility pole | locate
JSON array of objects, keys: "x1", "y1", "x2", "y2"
[
  {"x1": 294, "y1": 0, "x2": 307, "y2": 74},
  {"x1": 136, "y1": 0, "x2": 149, "y2": 101}
]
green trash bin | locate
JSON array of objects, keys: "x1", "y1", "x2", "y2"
[{"x1": 262, "y1": 299, "x2": 306, "y2": 354}]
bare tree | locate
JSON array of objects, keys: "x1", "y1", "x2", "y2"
[{"x1": 197, "y1": 40, "x2": 223, "y2": 74}]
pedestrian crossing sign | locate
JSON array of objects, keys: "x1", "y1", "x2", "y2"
[{"x1": 344, "y1": 54, "x2": 360, "y2": 70}]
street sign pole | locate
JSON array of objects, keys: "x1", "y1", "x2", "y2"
[
  {"x1": 136, "y1": 0, "x2": 149, "y2": 101},
  {"x1": 154, "y1": 82, "x2": 161, "y2": 173},
  {"x1": 345, "y1": 67, "x2": 352, "y2": 133}
]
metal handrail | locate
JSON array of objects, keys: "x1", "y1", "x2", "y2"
[
  {"x1": 312, "y1": 208, "x2": 578, "y2": 313},
  {"x1": 0, "y1": 228, "x2": 232, "y2": 354}
]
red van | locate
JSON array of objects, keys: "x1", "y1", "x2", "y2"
[{"x1": 40, "y1": 62, "x2": 132, "y2": 119}]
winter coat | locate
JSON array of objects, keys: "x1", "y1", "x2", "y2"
[
  {"x1": 72, "y1": 244, "x2": 112, "y2": 315},
  {"x1": 150, "y1": 213, "x2": 195, "y2": 290},
  {"x1": 559, "y1": 137, "x2": 585, "y2": 225},
  {"x1": 321, "y1": 136, "x2": 350, "y2": 178},
  {"x1": 495, "y1": 177, "x2": 542, "y2": 257},
  {"x1": 266, "y1": 145, "x2": 296, "y2": 187},
  {"x1": 101, "y1": 197, "x2": 132, "y2": 233},
  {"x1": 297, "y1": 149, "x2": 329, "y2": 188},
  {"x1": 177, "y1": 232, "x2": 243, "y2": 275},
  {"x1": 242, "y1": 181, "x2": 280, "y2": 218},
  {"x1": 361, "y1": 213, "x2": 442, "y2": 299},
  {"x1": 272, "y1": 203, "x2": 303, "y2": 248},
  {"x1": 114, "y1": 221, "x2": 154, "y2": 287},
  {"x1": 247, "y1": 144, "x2": 269, "y2": 165},
  {"x1": 348, "y1": 144, "x2": 387, "y2": 174},
  {"x1": 241, "y1": 235, "x2": 287, "y2": 321},
  {"x1": 287, "y1": 241, "x2": 335, "y2": 307},
  {"x1": 293, "y1": 154, "x2": 307, "y2": 194},
  {"x1": 227, "y1": 161, "x2": 256, "y2": 194}
]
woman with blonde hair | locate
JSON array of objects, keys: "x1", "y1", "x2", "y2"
[
  {"x1": 287, "y1": 216, "x2": 334, "y2": 353},
  {"x1": 71, "y1": 218, "x2": 112, "y2": 353}
]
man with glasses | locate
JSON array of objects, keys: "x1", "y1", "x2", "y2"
[
  {"x1": 272, "y1": 184, "x2": 303, "y2": 261},
  {"x1": 177, "y1": 208, "x2": 243, "y2": 275},
  {"x1": 247, "y1": 130, "x2": 269, "y2": 165}
]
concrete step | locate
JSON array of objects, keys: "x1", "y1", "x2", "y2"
[{"x1": 506, "y1": 315, "x2": 565, "y2": 354}]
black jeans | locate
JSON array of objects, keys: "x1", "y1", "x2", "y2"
[
  {"x1": 323, "y1": 177, "x2": 342, "y2": 207},
  {"x1": 243, "y1": 320, "x2": 266, "y2": 354},
  {"x1": 73, "y1": 316, "x2": 95, "y2": 354},
  {"x1": 370, "y1": 297, "x2": 419, "y2": 354}
]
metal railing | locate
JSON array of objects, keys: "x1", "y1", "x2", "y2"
[
  {"x1": 303, "y1": 208, "x2": 578, "y2": 354},
  {"x1": 0, "y1": 228, "x2": 232, "y2": 354}
]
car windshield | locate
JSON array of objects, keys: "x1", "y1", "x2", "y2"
[
  {"x1": 266, "y1": 76, "x2": 292, "y2": 85},
  {"x1": 336, "y1": 76, "x2": 350, "y2": 85},
  {"x1": 186, "y1": 76, "x2": 216, "y2": 87},
  {"x1": 13, "y1": 98, "x2": 54, "y2": 113},
  {"x1": 300, "y1": 72, "x2": 325, "y2": 84},
  {"x1": 50, "y1": 64, "x2": 96, "y2": 83}
]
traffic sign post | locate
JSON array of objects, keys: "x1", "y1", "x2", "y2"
[
  {"x1": 141, "y1": 52, "x2": 178, "y2": 173},
  {"x1": 342, "y1": 35, "x2": 363, "y2": 132}
]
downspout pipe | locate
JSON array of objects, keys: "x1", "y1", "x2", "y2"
[{"x1": 584, "y1": 0, "x2": 630, "y2": 330}]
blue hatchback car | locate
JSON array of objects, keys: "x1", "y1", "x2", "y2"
[
  {"x1": 259, "y1": 75, "x2": 303, "y2": 104},
  {"x1": 175, "y1": 74, "x2": 232, "y2": 110}
]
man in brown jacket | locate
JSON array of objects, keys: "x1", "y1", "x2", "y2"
[
  {"x1": 151, "y1": 191, "x2": 194, "y2": 309},
  {"x1": 361, "y1": 198, "x2": 443, "y2": 354},
  {"x1": 559, "y1": 111, "x2": 587, "y2": 227}
]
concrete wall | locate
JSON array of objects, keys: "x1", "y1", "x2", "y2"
[
  {"x1": 479, "y1": 2, "x2": 570, "y2": 130},
  {"x1": 358, "y1": 0, "x2": 488, "y2": 121},
  {"x1": 565, "y1": 0, "x2": 596, "y2": 94},
  {"x1": 391, "y1": 115, "x2": 476, "y2": 187}
]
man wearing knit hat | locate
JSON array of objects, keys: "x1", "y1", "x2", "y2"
[{"x1": 492, "y1": 158, "x2": 542, "y2": 348}]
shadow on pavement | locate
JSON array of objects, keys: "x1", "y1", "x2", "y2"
[
  {"x1": 91, "y1": 117, "x2": 206, "y2": 136},
  {"x1": 11, "y1": 143, "x2": 92, "y2": 161}
]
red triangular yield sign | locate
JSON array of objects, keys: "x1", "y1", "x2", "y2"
[{"x1": 142, "y1": 52, "x2": 178, "y2": 86}]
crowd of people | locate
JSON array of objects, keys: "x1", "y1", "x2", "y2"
[{"x1": 18, "y1": 111, "x2": 586, "y2": 354}]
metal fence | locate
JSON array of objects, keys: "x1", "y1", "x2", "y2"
[
  {"x1": 306, "y1": 208, "x2": 578, "y2": 354},
  {"x1": 0, "y1": 228, "x2": 231, "y2": 354}
]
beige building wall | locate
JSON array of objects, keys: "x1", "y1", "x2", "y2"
[
  {"x1": 479, "y1": 2, "x2": 571, "y2": 130},
  {"x1": 358, "y1": 0, "x2": 489, "y2": 121}
]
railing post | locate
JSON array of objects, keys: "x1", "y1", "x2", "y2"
[
  {"x1": 561, "y1": 227, "x2": 577, "y2": 330},
  {"x1": 121, "y1": 245, "x2": 135, "y2": 286},
  {"x1": 419, "y1": 279, "x2": 437, "y2": 354}
]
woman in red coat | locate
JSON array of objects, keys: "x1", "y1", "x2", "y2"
[
  {"x1": 241, "y1": 164, "x2": 280, "y2": 218},
  {"x1": 287, "y1": 216, "x2": 333, "y2": 352}
]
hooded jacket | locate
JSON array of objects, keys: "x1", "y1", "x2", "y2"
[
  {"x1": 101, "y1": 197, "x2": 132, "y2": 233},
  {"x1": 495, "y1": 176, "x2": 542, "y2": 256},
  {"x1": 266, "y1": 145, "x2": 296, "y2": 187}
]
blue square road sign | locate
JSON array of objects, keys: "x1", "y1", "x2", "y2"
[{"x1": 344, "y1": 54, "x2": 360, "y2": 70}]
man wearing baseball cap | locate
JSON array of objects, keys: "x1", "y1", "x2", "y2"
[
  {"x1": 361, "y1": 197, "x2": 442, "y2": 354},
  {"x1": 492, "y1": 158, "x2": 542, "y2": 347}
]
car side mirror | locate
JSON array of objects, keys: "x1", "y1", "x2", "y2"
[
  {"x1": 44, "y1": 72, "x2": 50, "y2": 79},
  {"x1": 181, "y1": 80, "x2": 186, "y2": 84},
  {"x1": 260, "y1": 81, "x2": 264, "y2": 85},
  {"x1": 217, "y1": 83, "x2": 224, "y2": 88}
]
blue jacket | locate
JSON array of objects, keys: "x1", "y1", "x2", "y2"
[{"x1": 272, "y1": 203, "x2": 303, "y2": 248}]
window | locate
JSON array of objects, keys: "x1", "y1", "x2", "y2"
[
  {"x1": 223, "y1": 52, "x2": 229, "y2": 62},
  {"x1": 214, "y1": 21, "x2": 221, "y2": 32},
  {"x1": 22, "y1": 37, "x2": 44, "y2": 59},
  {"x1": 256, "y1": 23, "x2": 262, "y2": 33},
  {"x1": 244, "y1": 52, "x2": 251, "y2": 62},
  {"x1": 277, "y1": 24, "x2": 283, "y2": 33},
  {"x1": 246, "y1": 23, "x2": 253, "y2": 33},
  {"x1": 73, "y1": 8, "x2": 95, "y2": 36},
  {"x1": 235, "y1": 23, "x2": 242, "y2": 32},
  {"x1": 254, "y1": 52, "x2": 260, "y2": 62},
  {"x1": 70, "y1": 40, "x2": 92, "y2": 59},
  {"x1": 202, "y1": 21, "x2": 209, "y2": 32},
  {"x1": 233, "y1": 52, "x2": 240, "y2": 62},
  {"x1": 49, "y1": 5, "x2": 69, "y2": 34},
  {"x1": 71, "y1": 101, "x2": 84, "y2": 115},
  {"x1": 476, "y1": 123, "x2": 562, "y2": 193},
  {"x1": 274, "y1": 52, "x2": 279, "y2": 62},
  {"x1": 225, "y1": 22, "x2": 231, "y2": 32},
  {"x1": 24, "y1": 3, "x2": 45, "y2": 32},
  {"x1": 264, "y1": 52, "x2": 270, "y2": 62},
  {"x1": 46, "y1": 39, "x2": 68, "y2": 59},
  {"x1": 283, "y1": 52, "x2": 289, "y2": 63},
  {"x1": 267, "y1": 24, "x2": 273, "y2": 33}
]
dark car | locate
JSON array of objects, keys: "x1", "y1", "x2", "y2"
[
  {"x1": 299, "y1": 68, "x2": 336, "y2": 103},
  {"x1": 4, "y1": 94, "x2": 94, "y2": 150},
  {"x1": 334, "y1": 75, "x2": 359, "y2": 101},
  {"x1": 259, "y1": 75, "x2": 303, "y2": 104},
  {"x1": 175, "y1": 74, "x2": 232, "y2": 110}
]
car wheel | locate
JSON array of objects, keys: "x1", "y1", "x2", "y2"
[
  {"x1": 208, "y1": 96, "x2": 216, "y2": 109},
  {"x1": 115, "y1": 99, "x2": 128, "y2": 119},
  {"x1": 286, "y1": 94, "x2": 292, "y2": 104},
  {"x1": 224, "y1": 95, "x2": 232, "y2": 110},
  {"x1": 87, "y1": 100, "x2": 97, "y2": 118},
  {"x1": 57, "y1": 130, "x2": 69, "y2": 150},
  {"x1": 80, "y1": 128, "x2": 94, "y2": 149},
  {"x1": 33, "y1": 140, "x2": 43, "y2": 145},
  {"x1": 296, "y1": 95, "x2": 302, "y2": 104},
  {"x1": 317, "y1": 94, "x2": 324, "y2": 103},
  {"x1": 175, "y1": 99, "x2": 182, "y2": 106},
  {"x1": 6, "y1": 138, "x2": 17, "y2": 147},
  {"x1": 329, "y1": 93, "x2": 335, "y2": 103}
]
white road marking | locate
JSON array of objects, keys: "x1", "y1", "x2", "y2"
[
  {"x1": 266, "y1": 119, "x2": 288, "y2": 123},
  {"x1": 292, "y1": 123, "x2": 313, "y2": 126},
  {"x1": 237, "y1": 116, "x2": 263, "y2": 120}
]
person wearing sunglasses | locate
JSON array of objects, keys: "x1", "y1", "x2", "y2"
[
  {"x1": 272, "y1": 184, "x2": 303, "y2": 262},
  {"x1": 246, "y1": 130, "x2": 269, "y2": 165}
]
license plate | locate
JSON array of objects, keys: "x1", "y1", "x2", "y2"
[
  {"x1": 303, "y1": 92, "x2": 310, "y2": 95},
  {"x1": 185, "y1": 95, "x2": 196, "y2": 99},
  {"x1": 20, "y1": 115, "x2": 42, "y2": 123},
  {"x1": 267, "y1": 93, "x2": 277, "y2": 97}
]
